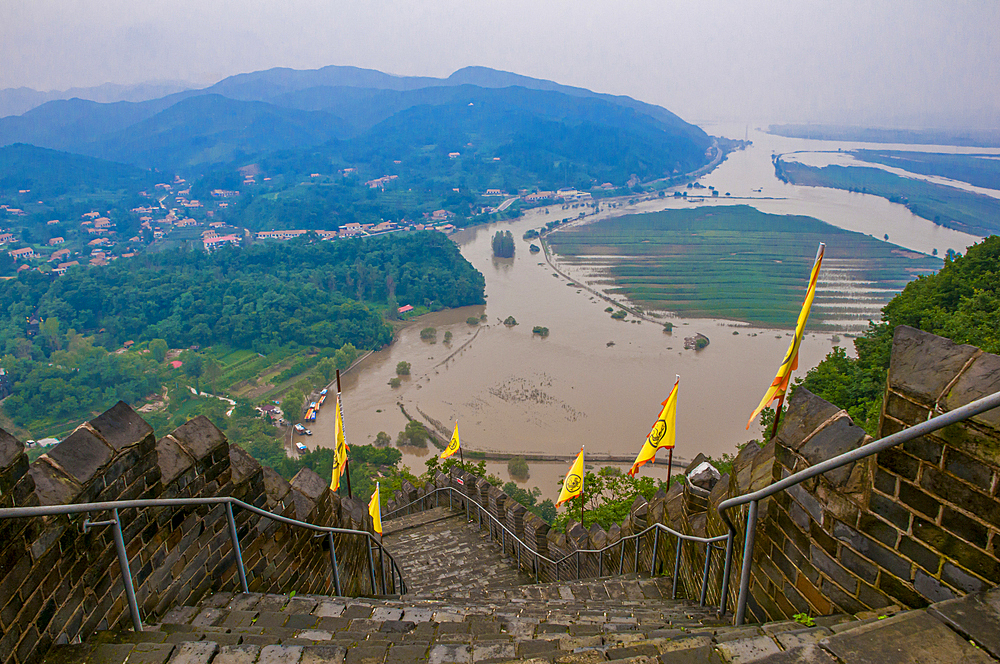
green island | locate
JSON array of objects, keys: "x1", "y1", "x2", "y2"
[
  {"x1": 852, "y1": 150, "x2": 1000, "y2": 191},
  {"x1": 776, "y1": 157, "x2": 1000, "y2": 237},
  {"x1": 546, "y1": 205, "x2": 941, "y2": 327}
]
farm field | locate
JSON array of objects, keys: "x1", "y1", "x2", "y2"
[
  {"x1": 778, "y1": 159, "x2": 1000, "y2": 236},
  {"x1": 546, "y1": 205, "x2": 942, "y2": 329}
]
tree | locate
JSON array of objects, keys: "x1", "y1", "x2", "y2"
[
  {"x1": 508, "y1": 456, "x2": 529, "y2": 480},
  {"x1": 375, "y1": 431, "x2": 391, "y2": 447},
  {"x1": 282, "y1": 390, "x2": 304, "y2": 423},
  {"x1": 184, "y1": 353, "x2": 204, "y2": 393},
  {"x1": 420, "y1": 327, "x2": 437, "y2": 342},
  {"x1": 149, "y1": 338, "x2": 168, "y2": 363},
  {"x1": 491, "y1": 231, "x2": 515, "y2": 258},
  {"x1": 317, "y1": 357, "x2": 336, "y2": 383},
  {"x1": 396, "y1": 361, "x2": 411, "y2": 376},
  {"x1": 396, "y1": 420, "x2": 430, "y2": 447}
]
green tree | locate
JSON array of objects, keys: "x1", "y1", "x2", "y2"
[
  {"x1": 507, "y1": 456, "x2": 529, "y2": 480},
  {"x1": 317, "y1": 357, "x2": 336, "y2": 383},
  {"x1": 149, "y1": 338, "x2": 168, "y2": 363},
  {"x1": 184, "y1": 353, "x2": 204, "y2": 393},
  {"x1": 396, "y1": 361, "x2": 411, "y2": 376},
  {"x1": 375, "y1": 431, "x2": 391, "y2": 447},
  {"x1": 420, "y1": 327, "x2": 437, "y2": 342},
  {"x1": 282, "y1": 390, "x2": 304, "y2": 423}
]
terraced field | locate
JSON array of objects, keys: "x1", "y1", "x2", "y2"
[{"x1": 547, "y1": 205, "x2": 942, "y2": 330}]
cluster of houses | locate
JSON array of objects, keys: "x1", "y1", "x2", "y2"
[{"x1": 523, "y1": 188, "x2": 594, "y2": 204}]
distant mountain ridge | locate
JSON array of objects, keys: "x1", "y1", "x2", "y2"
[
  {"x1": 0, "y1": 81, "x2": 193, "y2": 118},
  {"x1": 0, "y1": 64, "x2": 710, "y2": 177}
]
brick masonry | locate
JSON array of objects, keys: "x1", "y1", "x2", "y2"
[{"x1": 0, "y1": 403, "x2": 381, "y2": 664}]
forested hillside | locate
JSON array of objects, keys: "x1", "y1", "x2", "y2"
[
  {"x1": 0, "y1": 232, "x2": 484, "y2": 434},
  {"x1": 798, "y1": 235, "x2": 1000, "y2": 433}
]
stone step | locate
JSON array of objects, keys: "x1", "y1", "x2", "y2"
[{"x1": 381, "y1": 507, "x2": 533, "y2": 596}]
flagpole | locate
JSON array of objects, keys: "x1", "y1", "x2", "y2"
[
  {"x1": 770, "y1": 393, "x2": 785, "y2": 441},
  {"x1": 337, "y1": 370, "x2": 353, "y2": 499},
  {"x1": 666, "y1": 448, "x2": 673, "y2": 485},
  {"x1": 580, "y1": 445, "x2": 586, "y2": 528}
]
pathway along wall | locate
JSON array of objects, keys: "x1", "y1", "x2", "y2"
[
  {"x1": 384, "y1": 326, "x2": 1000, "y2": 622},
  {"x1": 0, "y1": 402, "x2": 379, "y2": 664}
]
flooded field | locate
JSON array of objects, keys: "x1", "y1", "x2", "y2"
[{"x1": 298, "y1": 125, "x2": 991, "y2": 500}]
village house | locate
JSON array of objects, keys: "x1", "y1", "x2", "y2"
[
  {"x1": 203, "y1": 234, "x2": 241, "y2": 252},
  {"x1": 0, "y1": 233, "x2": 16, "y2": 244},
  {"x1": 47, "y1": 237, "x2": 64, "y2": 246},
  {"x1": 255, "y1": 230, "x2": 308, "y2": 241},
  {"x1": 47, "y1": 219, "x2": 60, "y2": 225},
  {"x1": 8, "y1": 247, "x2": 35, "y2": 260},
  {"x1": 448, "y1": 152, "x2": 460, "y2": 159},
  {"x1": 53, "y1": 260, "x2": 79, "y2": 275},
  {"x1": 484, "y1": 189, "x2": 505, "y2": 197},
  {"x1": 175, "y1": 219, "x2": 197, "y2": 227},
  {"x1": 48, "y1": 249, "x2": 70, "y2": 263},
  {"x1": 525, "y1": 191, "x2": 555, "y2": 203},
  {"x1": 211, "y1": 189, "x2": 240, "y2": 198},
  {"x1": 82, "y1": 211, "x2": 100, "y2": 219}
]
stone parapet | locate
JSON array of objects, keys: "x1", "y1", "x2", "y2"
[{"x1": 0, "y1": 402, "x2": 381, "y2": 664}]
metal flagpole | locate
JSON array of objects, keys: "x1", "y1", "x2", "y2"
[
  {"x1": 666, "y1": 448, "x2": 673, "y2": 485},
  {"x1": 337, "y1": 370, "x2": 353, "y2": 499},
  {"x1": 580, "y1": 445, "x2": 585, "y2": 528}
]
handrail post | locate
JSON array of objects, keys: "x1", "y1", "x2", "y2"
[
  {"x1": 699, "y1": 543, "x2": 712, "y2": 606},
  {"x1": 719, "y1": 530, "x2": 734, "y2": 617},
  {"x1": 735, "y1": 501, "x2": 759, "y2": 626},
  {"x1": 110, "y1": 508, "x2": 142, "y2": 632},
  {"x1": 619, "y1": 539, "x2": 625, "y2": 575},
  {"x1": 650, "y1": 528, "x2": 659, "y2": 576},
  {"x1": 449, "y1": 487, "x2": 453, "y2": 511},
  {"x1": 328, "y1": 532, "x2": 342, "y2": 596},
  {"x1": 379, "y1": 544, "x2": 387, "y2": 595},
  {"x1": 576, "y1": 550, "x2": 581, "y2": 579},
  {"x1": 225, "y1": 502, "x2": 249, "y2": 594},
  {"x1": 598, "y1": 547, "x2": 603, "y2": 578},
  {"x1": 672, "y1": 538, "x2": 682, "y2": 599},
  {"x1": 367, "y1": 537, "x2": 378, "y2": 596},
  {"x1": 534, "y1": 553, "x2": 539, "y2": 583}
]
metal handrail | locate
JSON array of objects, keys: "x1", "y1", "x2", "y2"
[
  {"x1": 0, "y1": 494, "x2": 407, "y2": 632},
  {"x1": 718, "y1": 388, "x2": 1000, "y2": 625},
  {"x1": 385, "y1": 485, "x2": 727, "y2": 604}
]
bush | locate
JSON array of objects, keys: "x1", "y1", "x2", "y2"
[
  {"x1": 396, "y1": 361, "x2": 411, "y2": 376},
  {"x1": 604, "y1": 307, "x2": 614, "y2": 313},
  {"x1": 396, "y1": 420, "x2": 430, "y2": 447},
  {"x1": 532, "y1": 326, "x2": 549, "y2": 337},
  {"x1": 508, "y1": 456, "x2": 529, "y2": 480},
  {"x1": 388, "y1": 377, "x2": 401, "y2": 388},
  {"x1": 503, "y1": 316, "x2": 518, "y2": 327},
  {"x1": 444, "y1": 331, "x2": 453, "y2": 343},
  {"x1": 466, "y1": 317, "x2": 480, "y2": 326},
  {"x1": 375, "y1": 431, "x2": 391, "y2": 447},
  {"x1": 420, "y1": 327, "x2": 437, "y2": 342},
  {"x1": 611, "y1": 310, "x2": 627, "y2": 320}
]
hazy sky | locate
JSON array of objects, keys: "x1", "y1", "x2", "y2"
[{"x1": 3, "y1": 0, "x2": 998, "y2": 128}]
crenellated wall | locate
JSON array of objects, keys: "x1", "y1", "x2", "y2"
[
  {"x1": 382, "y1": 325, "x2": 1000, "y2": 624},
  {"x1": 0, "y1": 403, "x2": 380, "y2": 664}
]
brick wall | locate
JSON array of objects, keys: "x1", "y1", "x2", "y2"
[{"x1": 0, "y1": 402, "x2": 381, "y2": 664}]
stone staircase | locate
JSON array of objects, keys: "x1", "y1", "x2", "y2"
[
  {"x1": 382, "y1": 507, "x2": 533, "y2": 596},
  {"x1": 39, "y1": 510, "x2": 1000, "y2": 663}
]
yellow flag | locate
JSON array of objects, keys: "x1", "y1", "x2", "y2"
[
  {"x1": 747, "y1": 243, "x2": 825, "y2": 429},
  {"x1": 440, "y1": 421, "x2": 461, "y2": 459},
  {"x1": 628, "y1": 376, "x2": 679, "y2": 477},
  {"x1": 556, "y1": 446, "x2": 585, "y2": 507},
  {"x1": 369, "y1": 482, "x2": 382, "y2": 535},
  {"x1": 330, "y1": 395, "x2": 349, "y2": 491}
]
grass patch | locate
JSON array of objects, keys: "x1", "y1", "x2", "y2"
[{"x1": 547, "y1": 205, "x2": 941, "y2": 328}]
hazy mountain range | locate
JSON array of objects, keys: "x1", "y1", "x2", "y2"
[{"x1": 0, "y1": 65, "x2": 711, "y2": 178}]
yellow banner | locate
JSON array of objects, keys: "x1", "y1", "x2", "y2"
[
  {"x1": 369, "y1": 482, "x2": 382, "y2": 535},
  {"x1": 628, "y1": 377, "x2": 679, "y2": 476},
  {"x1": 330, "y1": 395, "x2": 349, "y2": 491},
  {"x1": 747, "y1": 243, "x2": 825, "y2": 429},
  {"x1": 557, "y1": 446, "x2": 585, "y2": 507},
  {"x1": 440, "y1": 421, "x2": 461, "y2": 459}
]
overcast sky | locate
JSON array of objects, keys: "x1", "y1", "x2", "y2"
[{"x1": 3, "y1": 0, "x2": 998, "y2": 128}]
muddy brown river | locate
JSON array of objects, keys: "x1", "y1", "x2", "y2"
[{"x1": 299, "y1": 125, "x2": 994, "y2": 500}]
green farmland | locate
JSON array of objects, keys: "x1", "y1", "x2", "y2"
[{"x1": 547, "y1": 205, "x2": 942, "y2": 328}]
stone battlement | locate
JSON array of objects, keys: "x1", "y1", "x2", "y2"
[{"x1": 0, "y1": 405, "x2": 380, "y2": 664}]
